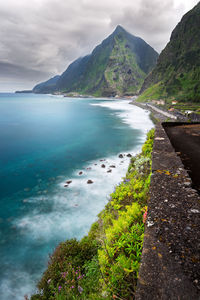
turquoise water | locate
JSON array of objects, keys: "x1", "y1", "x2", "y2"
[{"x1": 0, "y1": 93, "x2": 153, "y2": 299}]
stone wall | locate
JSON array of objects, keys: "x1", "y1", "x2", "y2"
[{"x1": 135, "y1": 123, "x2": 200, "y2": 300}]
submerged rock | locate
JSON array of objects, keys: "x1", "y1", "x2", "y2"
[
  {"x1": 64, "y1": 184, "x2": 68, "y2": 187},
  {"x1": 79, "y1": 171, "x2": 83, "y2": 175},
  {"x1": 119, "y1": 154, "x2": 123, "y2": 158},
  {"x1": 101, "y1": 164, "x2": 106, "y2": 168},
  {"x1": 127, "y1": 153, "x2": 132, "y2": 157},
  {"x1": 107, "y1": 170, "x2": 112, "y2": 173},
  {"x1": 110, "y1": 165, "x2": 116, "y2": 168}
]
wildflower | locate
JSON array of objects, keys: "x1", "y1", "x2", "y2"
[
  {"x1": 125, "y1": 179, "x2": 130, "y2": 183},
  {"x1": 47, "y1": 279, "x2": 51, "y2": 284},
  {"x1": 143, "y1": 210, "x2": 147, "y2": 224},
  {"x1": 71, "y1": 286, "x2": 75, "y2": 289},
  {"x1": 58, "y1": 286, "x2": 62, "y2": 292},
  {"x1": 78, "y1": 286, "x2": 83, "y2": 294}
]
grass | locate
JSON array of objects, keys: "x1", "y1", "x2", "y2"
[{"x1": 137, "y1": 82, "x2": 167, "y2": 102}]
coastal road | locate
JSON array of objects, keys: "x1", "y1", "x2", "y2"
[{"x1": 147, "y1": 104, "x2": 177, "y2": 120}]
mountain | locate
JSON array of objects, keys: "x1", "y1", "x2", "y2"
[
  {"x1": 140, "y1": 2, "x2": 200, "y2": 103},
  {"x1": 33, "y1": 25, "x2": 158, "y2": 96},
  {"x1": 33, "y1": 75, "x2": 60, "y2": 93}
]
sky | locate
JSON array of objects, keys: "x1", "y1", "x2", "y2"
[{"x1": 0, "y1": 0, "x2": 199, "y2": 92}]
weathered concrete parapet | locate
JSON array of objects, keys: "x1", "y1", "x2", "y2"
[{"x1": 135, "y1": 124, "x2": 200, "y2": 300}]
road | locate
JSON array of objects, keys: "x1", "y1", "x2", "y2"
[{"x1": 147, "y1": 104, "x2": 177, "y2": 120}]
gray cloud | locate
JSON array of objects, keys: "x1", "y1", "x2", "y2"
[{"x1": 0, "y1": 0, "x2": 199, "y2": 91}]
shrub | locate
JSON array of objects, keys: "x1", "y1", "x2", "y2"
[{"x1": 98, "y1": 203, "x2": 144, "y2": 299}]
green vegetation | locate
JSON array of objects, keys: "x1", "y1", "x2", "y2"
[
  {"x1": 103, "y1": 34, "x2": 146, "y2": 96},
  {"x1": 137, "y1": 82, "x2": 167, "y2": 102},
  {"x1": 140, "y1": 2, "x2": 200, "y2": 103},
  {"x1": 30, "y1": 129, "x2": 154, "y2": 300},
  {"x1": 138, "y1": 69, "x2": 200, "y2": 103}
]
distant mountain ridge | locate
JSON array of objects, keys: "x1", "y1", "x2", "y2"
[
  {"x1": 32, "y1": 25, "x2": 158, "y2": 96},
  {"x1": 140, "y1": 2, "x2": 200, "y2": 102},
  {"x1": 33, "y1": 75, "x2": 60, "y2": 94}
]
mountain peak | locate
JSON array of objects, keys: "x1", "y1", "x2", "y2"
[{"x1": 113, "y1": 25, "x2": 126, "y2": 34}]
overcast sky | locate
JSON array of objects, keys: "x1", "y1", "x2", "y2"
[{"x1": 0, "y1": 0, "x2": 199, "y2": 91}]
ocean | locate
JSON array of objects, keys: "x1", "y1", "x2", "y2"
[{"x1": 0, "y1": 93, "x2": 153, "y2": 299}]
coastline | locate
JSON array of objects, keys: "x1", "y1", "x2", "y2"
[
  {"x1": 0, "y1": 95, "x2": 154, "y2": 300},
  {"x1": 17, "y1": 99, "x2": 154, "y2": 239},
  {"x1": 28, "y1": 99, "x2": 154, "y2": 299},
  {"x1": 20, "y1": 99, "x2": 153, "y2": 242}
]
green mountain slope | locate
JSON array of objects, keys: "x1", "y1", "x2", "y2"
[
  {"x1": 140, "y1": 2, "x2": 200, "y2": 103},
  {"x1": 33, "y1": 26, "x2": 158, "y2": 96}
]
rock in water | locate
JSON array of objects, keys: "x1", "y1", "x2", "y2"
[{"x1": 87, "y1": 180, "x2": 93, "y2": 184}]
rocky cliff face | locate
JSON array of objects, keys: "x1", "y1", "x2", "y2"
[
  {"x1": 140, "y1": 2, "x2": 200, "y2": 102},
  {"x1": 32, "y1": 26, "x2": 158, "y2": 96}
]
